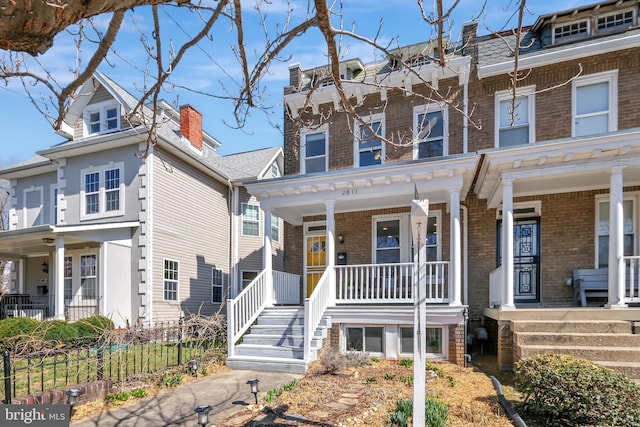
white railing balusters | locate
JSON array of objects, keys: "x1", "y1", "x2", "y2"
[
  {"x1": 304, "y1": 268, "x2": 331, "y2": 361},
  {"x1": 622, "y1": 256, "x2": 640, "y2": 304},
  {"x1": 227, "y1": 270, "x2": 269, "y2": 358}
]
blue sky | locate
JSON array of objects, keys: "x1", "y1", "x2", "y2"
[{"x1": 0, "y1": 0, "x2": 595, "y2": 166}]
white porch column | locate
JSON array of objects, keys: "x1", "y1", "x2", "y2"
[
  {"x1": 449, "y1": 189, "x2": 462, "y2": 306},
  {"x1": 263, "y1": 205, "x2": 274, "y2": 305},
  {"x1": 608, "y1": 167, "x2": 626, "y2": 308},
  {"x1": 54, "y1": 235, "x2": 65, "y2": 320},
  {"x1": 501, "y1": 179, "x2": 515, "y2": 310},
  {"x1": 325, "y1": 200, "x2": 336, "y2": 305}
]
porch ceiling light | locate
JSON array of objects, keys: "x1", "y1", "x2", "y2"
[
  {"x1": 247, "y1": 378, "x2": 260, "y2": 404},
  {"x1": 42, "y1": 237, "x2": 55, "y2": 245},
  {"x1": 194, "y1": 404, "x2": 212, "y2": 427},
  {"x1": 41, "y1": 262, "x2": 48, "y2": 273}
]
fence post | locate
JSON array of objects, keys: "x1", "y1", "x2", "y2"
[
  {"x1": 177, "y1": 317, "x2": 183, "y2": 366},
  {"x1": 96, "y1": 339, "x2": 104, "y2": 381},
  {"x1": 3, "y1": 349, "x2": 11, "y2": 404}
]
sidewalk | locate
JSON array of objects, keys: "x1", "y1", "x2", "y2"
[{"x1": 71, "y1": 369, "x2": 303, "y2": 427}]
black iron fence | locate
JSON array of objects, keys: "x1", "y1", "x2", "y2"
[{"x1": 1, "y1": 318, "x2": 224, "y2": 404}]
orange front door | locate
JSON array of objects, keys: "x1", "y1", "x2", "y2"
[{"x1": 305, "y1": 235, "x2": 326, "y2": 297}]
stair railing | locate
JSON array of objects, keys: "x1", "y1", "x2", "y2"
[
  {"x1": 303, "y1": 267, "x2": 332, "y2": 361},
  {"x1": 227, "y1": 270, "x2": 269, "y2": 358}
]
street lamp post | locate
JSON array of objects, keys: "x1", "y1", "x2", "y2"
[{"x1": 411, "y1": 199, "x2": 429, "y2": 427}]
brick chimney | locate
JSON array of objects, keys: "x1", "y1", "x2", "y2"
[
  {"x1": 180, "y1": 104, "x2": 202, "y2": 150},
  {"x1": 461, "y1": 21, "x2": 479, "y2": 71}
]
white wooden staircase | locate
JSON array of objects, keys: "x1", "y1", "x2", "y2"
[{"x1": 226, "y1": 307, "x2": 330, "y2": 374}]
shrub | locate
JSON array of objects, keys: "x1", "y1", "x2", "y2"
[
  {"x1": 319, "y1": 348, "x2": 371, "y2": 374},
  {"x1": 76, "y1": 315, "x2": 114, "y2": 342},
  {"x1": 514, "y1": 353, "x2": 640, "y2": 427},
  {"x1": 39, "y1": 320, "x2": 79, "y2": 344},
  {"x1": 0, "y1": 317, "x2": 39, "y2": 348}
]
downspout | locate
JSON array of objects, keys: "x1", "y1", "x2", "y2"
[{"x1": 463, "y1": 66, "x2": 469, "y2": 154}]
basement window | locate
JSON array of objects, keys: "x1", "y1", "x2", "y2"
[{"x1": 346, "y1": 326, "x2": 383, "y2": 353}]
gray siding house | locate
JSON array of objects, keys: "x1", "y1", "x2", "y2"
[{"x1": 0, "y1": 72, "x2": 283, "y2": 327}]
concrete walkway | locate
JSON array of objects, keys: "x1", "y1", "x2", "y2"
[{"x1": 71, "y1": 369, "x2": 303, "y2": 427}]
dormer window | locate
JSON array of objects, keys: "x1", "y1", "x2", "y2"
[
  {"x1": 597, "y1": 10, "x2": 634, "y2": 31},
  {"x1": 553, "y1": 20, "x2": 588, "y2": 43},
  {"x1": 83, "y1": 101, "x2": 120, "y2": 136}
]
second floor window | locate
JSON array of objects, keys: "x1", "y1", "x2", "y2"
[
  {"x1": 242, "y1": 203, "x2": 260, "y2": 236},
  {"x1": 84, "y1": 102, "x2": 120, "y2": 136},
  {"x1": 81, "y1": 163, "x2": 124, "y2": 220},
  {"x1": 573, "y1": 71, "x2": 617, "y2": 137},
  {"x1": 355, "y1": 114, "x2": 384, "y2": 167},
  {"x1": 302, "y1": 130, "x2": 327, "y2": 174},
  {"x1": 495, "y1": 87, "x2": 535, "y2": 147},
  {"x1": 414, "y1": 105, "x2": 447, "y2": 158}
]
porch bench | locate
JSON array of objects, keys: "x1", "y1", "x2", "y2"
[{"x1": 573, "y1": 268, "x2": 608, "y2": 307}]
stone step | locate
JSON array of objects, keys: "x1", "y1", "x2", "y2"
[
  {"x1": 514, "y1": 332, "x2": 640, "y2": 347},
  {"x1": 595, "y1": 361, "x2": 640, "y2": 380},
  {"x1": 511, "y1": 320, "x2": 632, "y2": 334},
  {"x1": 517, "y1": 345, "x2": 640, "y2": 363}
]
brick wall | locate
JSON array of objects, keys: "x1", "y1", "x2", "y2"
[
  {"x1": 10, "y1": 380, "x2": 114, "y2": 405},
  {"x1": 448, "y1": 322, "x2": 465, "y2": 366}
]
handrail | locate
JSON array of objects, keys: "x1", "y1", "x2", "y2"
[
  {"x1": 226, "y1": 270, "x2": 269, "y2": 358},
  {"x1": 303, "y1": 267, "x2": 332, "y2": 361}
]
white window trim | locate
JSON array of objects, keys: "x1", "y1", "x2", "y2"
[
  {"x1": 496, "y1": 201, "x2": 542, "y2": 219},
  {"x1": 79, "y1": 253, "x2": 98, "y2": 301},
  {"x1": 412, "y1": 104, "x2": 448, "y2": 159},
  {"x1": 241, "y1": 270, "x2": 259, "y2": 289},
  {"x1": 571, "y1": 70, "x2": 618, "y2": 138},
  {"x1": 594, "y1": 192, "x2": 638, "y2": 268},
  {"x1": 596, "y1": 9, "x2": 636, "y2": 32},
  {"x1": 83, "y1": 100, "x2": 121, "y2": 136},
  {"x1": 50, "y1": 184, "x2": 58, "y2": 225},
  {"x1": 427, "y1": 210, "x2": 442, "y2": 262},
  {"x1": 552, "y1": 19, "x2": 589, "y2": 44},
  {"x1": 63, "y1": 255, "x2": 73, "y2": 302},
  {"x1": 300, "y1": 125, "x2": 328, "y2": 174},
  {"x1": 80, "y1": 162, "x2": 125, "y2": 221},
  {"x1": 398, "y1": 325, "x2": 447, "y2": 359},
  {"x1": 22, "y1": 185, "x2": 43, "y2": 227},
  {"x1": 241, "y1": 203, "x2": 261, "y2": 237},
  {"x1": 271, "y1": 214, "x2": 281, "y2": 242},
  {"x1": 211, "y1": 267, "x2": 224, "y2": 304},
  {"x1": 163, "y1": 258, "x2": 180, "y2": 302},
  {"x1": 342, "y1": 324, "x2": 385, "y2": 356},
  {"x1": 494, "y1": 85, "x2": 536, "y2": 148},
  {"x1": 354, "y1": 113, "x2": 385, "y2": 167}
]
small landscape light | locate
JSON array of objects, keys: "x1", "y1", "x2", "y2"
[
  {"x1": 189, "y1": 359, "x2": 199, "y2": 376},
  {"x1": 66, "y1": 388, "x2": 84, "y2": 416},
  {"x1": 194, "y1": 404, "x2": 212, "y2": 426},
  {"x1": 246, "y1": 378, "x2": 260, "y2": 404}
]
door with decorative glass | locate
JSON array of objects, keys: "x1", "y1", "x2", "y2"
[
  {"x1": 304, "y1": 223, "x2": 326, "y2": 298},
  {"x1": 498, "y1": 218, "x2": 541, "y2": 303}
]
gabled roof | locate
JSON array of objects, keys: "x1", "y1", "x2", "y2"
[{"x1": 210, "y1": 146, "x2": 283, "y2": 183}]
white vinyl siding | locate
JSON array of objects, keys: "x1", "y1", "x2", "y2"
[{"x1": 572, "y1": 71, "x2": 617, "y2": 137}]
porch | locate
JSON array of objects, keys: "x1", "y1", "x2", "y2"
[
  {"x1": 0, "y1": 294, "x2": 101, "y2": 322},
  {"x1": 226, "y1": 260, "x2": 452, "y2": 373}
]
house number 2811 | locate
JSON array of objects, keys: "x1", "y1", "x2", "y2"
[{"x1": 341, "y1": 188, "x2": 358, "y2": 196}]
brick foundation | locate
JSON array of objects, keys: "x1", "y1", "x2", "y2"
[{"x1": 10, "y1": 380, "x2": 114, "y2": 405}]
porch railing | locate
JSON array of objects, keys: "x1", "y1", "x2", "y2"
[
  {"x1": 273, "y1": 271, "x2": 301, "y2": 305},
  {"x1": 622, "y1": 256, "x2": 640, "y2": 304},
  {"x1": 0, "y1": 294, "x2": 100, "y2": 322},
  {"x1": 335, "y1": 261, "x2": 449, "y2": 303},
  {"x1": 304, "y1": 267, "x2": 332, "y2": 361},
  {"x1": 226, "y1": 270, "x2": 269, "y2": 358}
]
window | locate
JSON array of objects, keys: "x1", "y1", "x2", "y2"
[
  {"x1": 553, "y1": 20, "x2": 588, "y2": 43},
  {"x1": 399, "y1": 326, "x2": 445, "y2": 356},
  {"x1": 495, "y1": 87, "x2": 535, "y2": 147},
  {"x1": 346, "y1": 326, "x2": 384, "y2": 353},
  {"x1": 242, "y1": 203, "x2": 260, "y2": 236},
  {"x1": 164, "y1": 259, "x2": 179, "y2": 301},
  {"x1": 51, "y1": 186, "x2": 58, "y2": 225},
  {"x1": 83, "y1": 101, "x2": 120, "y2": 136},
  {"x1": 596, "y1": 197, "x2": 635, "y2": 268},
  {"x1": 301, "y1": 128, "x2": 327, "y2": 174},
  {"x1": 375, "y1": 219, "x2": 400, "y2": 264},
  {"x1": 413, "y1": 105, "x2": 447, "y2": 158},
  {"x1": 80, "y1": 255, "x2": 97, "y2": 300},
  {"x1": 354, "y1": 114, "x2": 384, "y2": 167},
  {"x1": 410, "y1": 212, "x2": 441, "y2": 262},
  {"x1": 241, "y1": 271, "x2": 258, "y2": 289},
  {"x1": 271, "y1": 214, "x2": 280, "y2": 242},
  {"x1": 80, "y1": 163, "x2": 124, "y2": 220},
  {"x1": 212, "y1": 268, "x2": 224, "y2": 303},
  {"x1": 270, "y1": 163, "x2": 280, "y2": 177},
  {"x1": 597, "y1": 10, "x2": 634, "y2": 31},
  {"x1": 572, "y1": 71, "x2": 617, "y2": 137},
  {"x1": 64, "y1": 256, "x2": 73, "y2": 301}
]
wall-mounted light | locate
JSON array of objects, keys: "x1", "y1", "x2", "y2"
[
  {"x1": 338, "y1": 234, "x2": 344, "y2": 244},
  {"x1": 41, "y1": 262, "x2": 49, "y2": 274}
]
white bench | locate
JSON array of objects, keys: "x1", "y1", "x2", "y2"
[{"x1": 573, "y1": 268, "x2": 608, "y2": 307}]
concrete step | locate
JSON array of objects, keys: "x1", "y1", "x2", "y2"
[
  {"x1": 248, "y1": 325, "x2": 306, "y2": 335},
  {"x1": 226, "y1": 355, "x2": 309, "y2": 374},
  {"x1": 518, "y1": 345, "x2": 640, "y2": 363},
  {"x1": 514, "y1": 332, "x2": 640, "y2": 347},
  {"x1": 234, "y1": 344, "x2": 306, "y2": 359},
  {"x1": 511, "y1": 320, "x2": 632, "y2": 334},
  {"x1": 242, "y1": 334, "x2": 304, "y2": 347},
  {"x1": 256, "y1": 316, "x2": 305, "y2": 326}
]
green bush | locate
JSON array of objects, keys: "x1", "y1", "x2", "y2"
[
  {"x1": 0, "y1": 317, "x2": 39, "y2": 348},
  {"x1": 76, "y1": 315, "x2": 114, "y2": 342},
  {"x1": 39, "y1": 320, "x2": 79, "y2": 343},
  {"x1": 514, "y1": 353, "x2": 640, "y2": 426}
]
